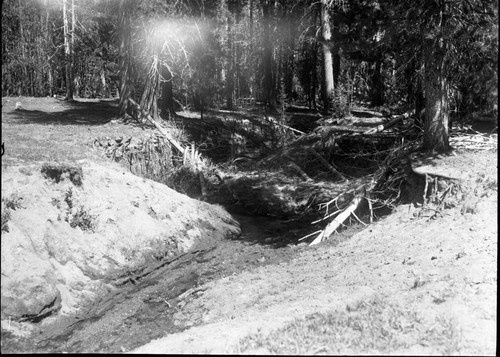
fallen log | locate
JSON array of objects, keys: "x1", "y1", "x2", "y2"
[{"x1": 362, "y1": 110, "x2": 414, "y2": 135}]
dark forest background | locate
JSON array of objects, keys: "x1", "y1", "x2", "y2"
[{"x1": 1, "y1": 0, "x2": 497, "y2": 152}]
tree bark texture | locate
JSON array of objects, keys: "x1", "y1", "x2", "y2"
[
  {"x1": 140, "y1": 56, "x2": 160, "y2": 120},
  {"x1": 320, "y1": 0, "x2": 334, "y2": 114},
  {"x1": 423, "y1": 36, "x2": 450, "y2": 152}
]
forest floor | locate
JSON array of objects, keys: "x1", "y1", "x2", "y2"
[{"x1": 1, "y1": 97, "x2": 497, "y2": 355}]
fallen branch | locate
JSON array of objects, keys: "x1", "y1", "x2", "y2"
[{"x1": 309, "y1": 196, "x2": 363, "y2": 246}]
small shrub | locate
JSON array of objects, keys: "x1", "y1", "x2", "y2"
[
  {"x1": 67, "y1": 206, "x2": 96, "y2": 232},
  {"x1": 61, "y1": 188, "x2": 96, "y2": 232},
  {"x1": 170, "y1": 166, "x2": 202, "y2": 198},
  {"x1": 1, "y1": 209, "x2": 11, "y2": 233},
  {"x1": 1, "y1": 194, "x2": 25, "y2": 233},
  {"x1": 64, "y1": 188, "x2": 74, "y2": 209},
  {"x1": 3, "y1": 194, "x2": 24, "y2": 210}
]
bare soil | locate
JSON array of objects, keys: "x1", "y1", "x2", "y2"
[{"x1": 1, "y1": 97, "x2": 497, "y2": 355}]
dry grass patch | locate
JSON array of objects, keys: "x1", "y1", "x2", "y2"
[{"x1": 234, "y1": 295, "x2": 462, "y2": 355}]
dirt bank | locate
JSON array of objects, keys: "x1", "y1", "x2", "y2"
[{"x1": 134, "y1": 150, "x2": 497, "y2": 355}]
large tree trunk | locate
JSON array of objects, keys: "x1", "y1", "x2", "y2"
[
  {"x1": 320, "y1": 0, "x2": 334, "y2": 114},
  {"x1": 63, "y1": 0, "x2": 73, "y2": 101},
  {"x1": 423, "y1": 36, "x2": 450, "y2": 152}
]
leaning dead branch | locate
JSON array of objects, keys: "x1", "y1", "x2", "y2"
[
  {"x1": 309, "y1": 196, "x2": 363, "y2": 245},
  {"x1": 266, "y1": 115, "x2": 306, "y2": 135},
  {"x1": 128, "y1": 98, "x2": 188, "y2": 156}
]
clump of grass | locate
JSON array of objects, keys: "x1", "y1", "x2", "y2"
[{"x1": 235, "y1": 296, "x2": 462, "y2": 355}]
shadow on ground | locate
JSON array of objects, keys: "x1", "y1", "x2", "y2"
[{"x1": 6, "y1": 100, "x2": 120, "y2": 126}]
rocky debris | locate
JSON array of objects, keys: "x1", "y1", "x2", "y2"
[{"x1": 1, "y1": 160, "x2": 240, "y2": 322}]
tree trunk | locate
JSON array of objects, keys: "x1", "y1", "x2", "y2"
[
  {"x1": 71, "y1": 0, "x2": 75, "y2": 97},
  {"x1": 159, "y1": 65, "x2": 175, "y2": 120},
  {"x1": 48, "y1": 69, "x2": 53, "y2": 97},
  {"x1": 63, "y1": 0, "x2": 73, "y2": 101},
  {"x1": 118, "y1": 0, "x2": 134, "y2": 117},
  {"x1": 332, "y1": 49, "x2": 340, "y2": 94},
  {"x1": 18, "y1": 0, "x2": 26, "y2": 96},
  {"x1": 283, "y1": 9, "x2": 296, "y2": 102},
  {"x1": 140, "y1": 56, "x2": 160, "y2": 121},
  {"x1": 261, "y1": 0, "x2": 275, "y2": 108},
  {"x1": 370, "y1": 60, "x2": 384, "y2": 106},
  {"x1": 415, "y1": 74, "x2": 425, "y2": 129},
  {"x1": 423, "y1": 37, "x2": 450, "y2": 152},
  {"x1": 320, "y1": 0, "x2": 334, "y2": 114},
  {"x1": 249, "y1": 0, "x2": 257, "y2": 97},
  {"x1": 311, "y1": 42, "x2": 319, "y2": 111},
  {"x1": 226, "y1": 13, "x2": 234, "y2": 110}
]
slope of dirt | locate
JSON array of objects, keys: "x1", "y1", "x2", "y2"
[
  {"x1": 133, "y1": 149, "x2": 497, "y2": 355},
  {"x1": 1, "y1": 160, "x2": 240, "y2": 322}
]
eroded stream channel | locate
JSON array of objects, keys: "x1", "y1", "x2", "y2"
[{"x1": 3, "y1": 213, "x2": 336, "y2": 353}]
